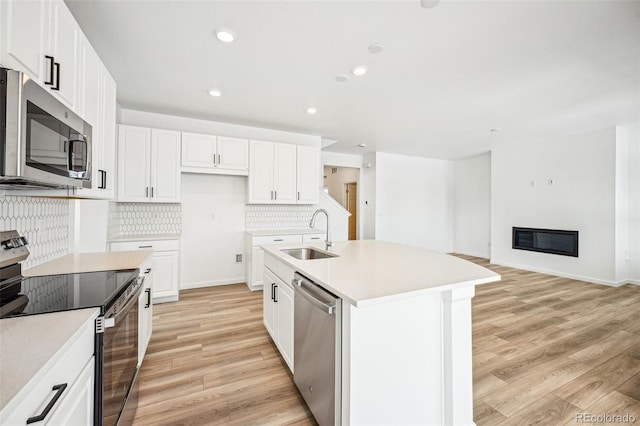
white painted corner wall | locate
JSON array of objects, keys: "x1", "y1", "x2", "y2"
[
  {"x1": 374, "y1": 152, "x2": 454, "y2": 253},
  {"x1": 453, "y1": 153, "x2": 491, "y2": 258},
  {"x1": 490, "y1": 126, "x2": 639, "y2": 285}
]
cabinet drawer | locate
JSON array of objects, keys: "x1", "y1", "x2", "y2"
[
  {"x1": 110, "y1": 239, "x2": 179, "y2": 252},
  {"x1": 302, "y1": 233, "x2": 325, "y2": 243},
  {"x1": 264, "y1": 252, "x2": 295, "y2": 284},
  {"x1": 252, "y1": 235, "x2": 302, "y2": 246},
  {"x1": 2, "y1": 313, "x2": 96, "y2": 425}
]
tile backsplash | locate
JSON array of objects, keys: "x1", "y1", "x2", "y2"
[
  {"x1": 109, "y1": 202, "x2": 182, "y2": 236},
  {"x1": 0, "y1": 196, "x2": 69, "y2": 269},
  {"x1": 245, "y1": 204, "x2": 316, "y2": 230}
]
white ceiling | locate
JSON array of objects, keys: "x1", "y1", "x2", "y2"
[{"x1": 65, "y1": 0, "x2": 640, "y2": 160}]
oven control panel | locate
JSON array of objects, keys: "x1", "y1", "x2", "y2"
[{"x1": 0, "y1": 230, "x2": 30, "y2": 269}]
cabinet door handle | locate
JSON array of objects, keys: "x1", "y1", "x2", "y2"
[
  {"x1": 151, "y1": 187, "x2": 154, "y2": 197},
  {"x1": 274, "y1": 191, "x2": 277, "y2": 200},
  {"x1": 270, "y1": 190, "x2": 273, "y2": 200},
  {"x1": 44, "y1": 56, "x2": 55, "y2": 85},
  {"x1": 99, "y1": 170, "x2": 106, "y2": 189},
  {"x1": 145, "y1": 187, "x2": 149, "y2": 197},
  {"x1": 145, "y1": 288, "x2": 151, "y2": 308},
  {"x1": 212, "y1": 154, "x2": 216, "y2": 164},
  {"x1": 218, "y1": 154, "x2": 221, "y2": 164},
  {"x1": 271, "y1": 283, "x2": 275, "y2": 301},
  {"x1": 297, "y1": 191, "x2": 300, "y2": 201},
  {"x1": 51, "y1": 62, "x2": 60, "y2": 91},
  {"x1": 26, "y1": 383, "x2": 67, "y2": 424},
  {"x1": 273, "y1": 284, "x2": 278, "y2": 302}
]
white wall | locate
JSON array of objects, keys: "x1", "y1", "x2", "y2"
[
  {"x1": 70, "y1": 200, "x2": 109, "y2": 253},
  {"x1": 491, "y1": 128, "x2": 618, "y2": 284},
  {"x1": 360, "y1": 153, "x2": 377, "y2": 240},
  {"x1": 622, "y1": 123, "x2": 640, "y2": 284},
  {"x1": 453, "y1": 153, "x2": 491, "y2": 258},
  {"x1": 179, "y1": 173, "x2": 246, "y2": 288},
  {"x1": 375, "y1": 152, "x2": 454, "y2": 253}
]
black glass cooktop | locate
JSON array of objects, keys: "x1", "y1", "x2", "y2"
[{"x1": 0, "y1": 269, "x2": 139, "y2": 318}]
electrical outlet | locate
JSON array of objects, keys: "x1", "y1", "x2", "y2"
[{"x1": 235, "y1": 254, "x2": 243, "y2": 263}]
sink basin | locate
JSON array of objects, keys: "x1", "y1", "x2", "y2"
[{"x1": 281, "y1": 248, "x2": 338, "y2": 260}]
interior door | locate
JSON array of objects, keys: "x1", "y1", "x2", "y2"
[{"x1": 346, "y1": 182, "x2": 357, "y2": 240}]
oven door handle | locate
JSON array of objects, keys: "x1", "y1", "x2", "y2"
[{"x1": 105, "y1": 285, "x2": 142, "y2": 328}]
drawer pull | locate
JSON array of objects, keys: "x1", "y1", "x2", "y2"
[
  {"x1": 139, "y1": 245, "x2": 153, "y2": 248},
  {"x1": 26, "y1": 383, "x2": 67, "y2": 424},
  {"x1": 273, "y1": 239, "x2": 284, "y2": 242},
  {"x1": 309, "y1": 237, "x2": 320, "y2": 240}
]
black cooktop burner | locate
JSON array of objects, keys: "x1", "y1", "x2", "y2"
[{"x1": 0, "y1": 269, "x2": 139, "y2": 318}]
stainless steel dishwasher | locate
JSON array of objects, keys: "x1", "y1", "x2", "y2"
[{"x1": 292, "y1": 272, "x2": 341, "y2": 426}]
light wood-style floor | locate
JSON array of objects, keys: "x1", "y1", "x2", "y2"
[{"x1": 132, "y1": 258, "x2": 640, "y2": 426}]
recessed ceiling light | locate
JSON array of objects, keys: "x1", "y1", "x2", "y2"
[
  {"x1": 307, "y1": 107, "x2": 317, "y2": 114},
  {"x1": 368, "y1": 43, "x2": 384, "y2": 54},
  {"x1": 335, "y1": 74, "x2": 349, "y2": 82},
  {"x1": 214, "y1": 28, "x2": 236, "y2": 43},
  {"x1": 209, "y1": 89, "x2": 222, "y2": 97},
  {"x1": 351, "y1": 66, "x2": 368, "y2": 76},
  {"x1": 420, "y1": 0, "x2": 440, "y2": 9},
  {"x1": 358, "y1": 143, "x2": 366, "y2": 148}
]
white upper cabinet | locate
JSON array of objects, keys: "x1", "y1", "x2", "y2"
[
  {"x1": 296, "y1": 145, "x2": 320, "y2": 204},
  {"x1": 117, "y1": 125, "x2": 151, "y2": 202},
  {"x1": 248, "y1": 140, "x2": 275, "y2": 203},
  {"x1": 48, "y1": 0, "x2": 79, "y2": 109},
  {"x1": 117, "y1": 125, "x2": 181, "y2": 203},
  {"x1": 1, "y1": 0, "x2": 109, "y2": 119},
  {"x1": 273, "y1": 143, "x2": 297, "y2": 204},
  {"x1": 181, "y1": 132, "x2": 248, "y2": 175},
  {"x1": 248, "y1": 140, "x2": 319, "y2": 204},
  {"x1": 0, "y1": 0, "x2": 47, "y2": 81},
  {"x1": 151, "y1": 129, "x2": 181, "y2": 202}
]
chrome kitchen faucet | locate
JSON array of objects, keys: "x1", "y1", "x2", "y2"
[{"x1": 309, "y1": 209, "x2": 332, "y2": 250}]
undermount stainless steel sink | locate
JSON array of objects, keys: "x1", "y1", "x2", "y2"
[{"x1": 281, "y1": 248, "x2": 338, "y2": 260}]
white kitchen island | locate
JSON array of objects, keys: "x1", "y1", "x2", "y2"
[{"x1": 262, "y1": 240, "x2": 500, "y2": 426}]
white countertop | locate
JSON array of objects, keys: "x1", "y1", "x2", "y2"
[
  {"x1": 246, "y1": 228, "x2": 326, "y2": 237},
  {"x1": 108, "y1": 233, "x2": 181, "y2": 242},
  {"x1": 262, "y1": 240, "x2": 500, "y2": 307},
  {"x1": 0, "y1": 308, "x2": 99, "y2": 411},
  {"x1": 23, "y1": 250, "x2": 153, "y2": 277}
]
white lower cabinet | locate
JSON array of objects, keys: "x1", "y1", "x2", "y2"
[
  {"x1": 263, "y1": 266, "x2": 294, "y2": 372},
  {"x1": 110, "y1": 239, "x2": 180, "y2": 303},
  {"x1": 0, "y1": 311, "x2": 97, "y2": 426},
  {"x1": 45, "y1": 358, "x2": 95, "y2": 426},
  {"x1": 138, "y1": 259, "x2": 154, "y2": 365}
]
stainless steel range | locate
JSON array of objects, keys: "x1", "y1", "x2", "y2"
[{"x1": 0, "y1": 230, "x2": 142, "y2": 425}]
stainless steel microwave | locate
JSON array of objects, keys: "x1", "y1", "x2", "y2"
[{"x1": 0, "y1": 68, "x2": 92, "y2": 189}]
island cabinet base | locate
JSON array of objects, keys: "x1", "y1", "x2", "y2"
[{"x1": 341, "y1": 286, "x2": 476, "y2": 426}]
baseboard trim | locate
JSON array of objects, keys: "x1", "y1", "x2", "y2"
[
  {"x1": 488, "y1": 259, "x2": 631, "y2": 287},
  {"x1": 180, "y1": 277, "x2": 246, "y2": 290},
  {"x1": 452, "y1": 250, "x2": 490, "y2": 259}
]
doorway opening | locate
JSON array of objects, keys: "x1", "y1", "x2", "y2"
[{"x1": 323, "y1": 166, "x2": 359, "y2": 240}]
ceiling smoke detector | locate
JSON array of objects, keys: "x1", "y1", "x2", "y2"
[
  {"x1": 335, "y1": 74, "x2": 349, "y2": 82},
  {"x1": 368, "y1": 43, "x2": 384, "y2": 54}
]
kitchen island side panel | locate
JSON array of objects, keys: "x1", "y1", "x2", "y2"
[{"x1": 345, "y1": 292, "x2": 444, "y2": 425}]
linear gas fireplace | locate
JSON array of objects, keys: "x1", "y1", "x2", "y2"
[{"x1": 512, "y1": 227, "x2": 579, "y2": 257}]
